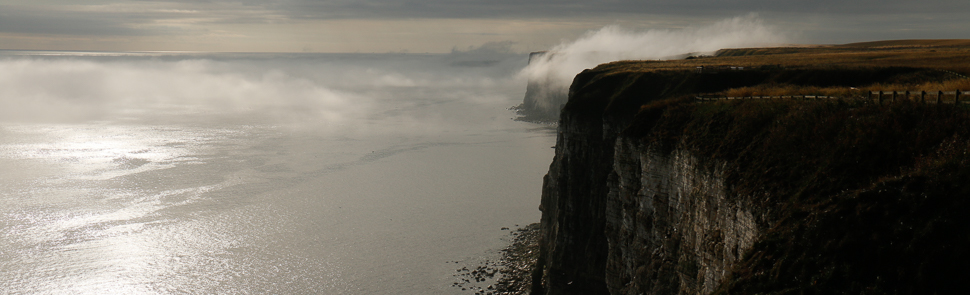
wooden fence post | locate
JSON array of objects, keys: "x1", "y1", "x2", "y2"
[
  {"x1": 905, "y1": 91, "x2": 910, "y2": 102},
  {"x1": 892, "y1": 91, "x2": 897, "y2": 102},
  {"x1": 868, "y1": 91, "x2": 872, "y2": 101},
  {"x1": 879, "y1": 91, "x2": 884, "y2": 104},
  {"x1": 921, "y1": 91, "x2": 926, "y2": 103},
  {"x1": 957, "y1": 90, "x2": 962, "y2": 104},
  {"x1": 938, "y1": 91, "x2": 944, "y2": 104}
]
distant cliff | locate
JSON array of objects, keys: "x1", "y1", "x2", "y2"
[
  {"x1": 515, "y1": 52, "x2": 568, "y2": 122},
  {"x1": 532, "y1": 60, "x2": 970, "y2": 294}
]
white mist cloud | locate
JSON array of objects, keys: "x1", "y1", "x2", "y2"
[
  {"x1": 0, "y1": 58, "x2": 361, "y2": 124},
  {"x1": 518, "y1": 14, "x2": 786, "y2": 110},
  {"x1": 0, "y1": 50, "x2": 530, "y2": 133}
]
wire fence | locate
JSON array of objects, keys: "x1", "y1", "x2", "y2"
[{"x1": 695, "y1": 90, "x2": 966, "y2": 104}]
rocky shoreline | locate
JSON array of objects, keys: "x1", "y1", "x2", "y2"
[{"x1": 452, "y1": 223, "x2": 540, "y2": 295}]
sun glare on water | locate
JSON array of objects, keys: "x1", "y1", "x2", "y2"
[{"x1": 0, "y1": 123, "x2": 267, "y2": 293}]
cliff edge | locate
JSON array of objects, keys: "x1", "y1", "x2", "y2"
[{"x1": 533, "y1": 43, "x2": 970, "y2": 294}]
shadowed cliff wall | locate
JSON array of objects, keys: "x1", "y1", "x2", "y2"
[
  {"x1": 533, "y1": 64, "x2": 970, "y2": 294},
  {"x1": 532, "y1": 67, "x2": 780, "y2": 294}
]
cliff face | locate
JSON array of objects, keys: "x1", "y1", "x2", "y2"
[
  {"x1": 517, "y1": 52, "x2": 568, "y2": 122},
  {"x1": 519, "y1": 79, "x2": 568, "y2": 122},
  {"x1": 532, "y1": 67, "x2": 774, "y2": 294},
  {"x1": 606, "y1": 146, "x2": 757, "y2": 295},
  {"x1": 532, "y1": 67, "x2": 767, "y2": 294},
  {"x1": 532, "y1": 63, "x2": 970, "y2": 294},
  {"x1": 533, "y1": 68, "x2": 637, "y2": 295}
]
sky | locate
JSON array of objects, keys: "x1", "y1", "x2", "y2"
[{"x1": 1, "y1": 0, "x2": 969, "y2": 53}]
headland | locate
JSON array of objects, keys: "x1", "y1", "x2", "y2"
[{"x1": 524, "y1": 40, "x2": 970, "y2": 294}]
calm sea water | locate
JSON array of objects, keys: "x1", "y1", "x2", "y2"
[{"x1": 0, "y1": 51, "x2": 555, "y2": 294}]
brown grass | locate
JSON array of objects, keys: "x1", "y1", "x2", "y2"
[
  {"x1": 838, "y1": 39, "x2": 970, "y2": 48},
  {"x1": 721, "y1": 85, "x2": 861, "y2": 98},
  {"x1": 597, "y1": 40, "x2": 970, "y2": 76}
]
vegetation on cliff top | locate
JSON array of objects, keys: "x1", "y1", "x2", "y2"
[{"x1": 598, "y1": 40, "x2": 970, "y2": 75}]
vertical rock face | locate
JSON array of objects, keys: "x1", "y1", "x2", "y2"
[
  {"x1": 536, "y1": 115, "x2": 760, "y2": 295},
  {"x1": 532, "y1": 84, "x2": 618, "y2": 295},
  {"x1": 533, "y1": 67, "x2": 663, "y2": 295},
  {"x1": 534, "y1": 110, "x2": 612, "y2": 294},
  {"x1": 532, "y1": 66, "x2": 769, "y2": 295},
  {"x1": 531, "y1": 67, "x2": 747, "y2": 295},
  {"x1": 606, "y1": 142, "x2": 758, "y2": 295},
  {"x1": 520, "y1": 79, "x2": 568, "y2": 121}
]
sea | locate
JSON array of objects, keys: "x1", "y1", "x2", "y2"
[{"x1": 0, "y1": 50, "x2": 556, "y2": 294}]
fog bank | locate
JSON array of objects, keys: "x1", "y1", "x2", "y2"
[
  {"x1": 518, "y1": 15, "x2": 786, "y2": 115},
  {"x1": 0, "y1": 49, "x2": 527, "y2": 127}
]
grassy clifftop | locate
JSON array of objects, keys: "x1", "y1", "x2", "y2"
[{"x1": 605, "y1": 39, "x2": 970, "y2": 74}]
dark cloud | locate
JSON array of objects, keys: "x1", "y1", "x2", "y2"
[
  {"x1": 0, "y1": 2, "x2": 285, "y2": 37},
  {"x1": 0, "y1": 5, "x2": 149, "y2": 36},
  {"x1": 1, "y1": 0, "x2": 968, "y2": 43},
  {"x1": 272, "y1": 0, "x2": 970, "y2": 19},
  {"x1": 23, "y1": 0, "x2": 969, "y2": 25}
]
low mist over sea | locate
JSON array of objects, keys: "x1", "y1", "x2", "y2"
[{"x1": 0, "y1": 49, "x2": 557, "y2": 294}]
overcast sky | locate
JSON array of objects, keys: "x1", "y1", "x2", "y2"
[{"x1": 1, "y1": 0, "x2": 968, "y2": 53}]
